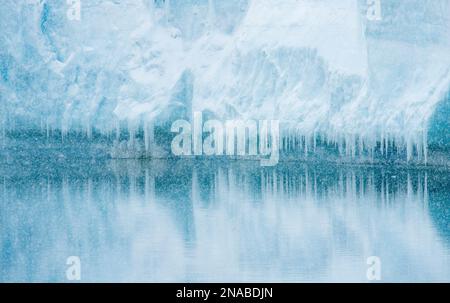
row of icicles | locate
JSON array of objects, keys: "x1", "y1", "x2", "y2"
[{"x1": 0, "y1": 118, "x2": 429, "y2": 164}]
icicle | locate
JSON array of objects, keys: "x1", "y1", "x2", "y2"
[
  {"x1": 359, "y1": 136, "x2": 364, "y2": 157},
  {"x1": 417, "y1": 140, "x2": 422, "y2": 162},
  {"x1": 340, "y1": 136, "x2": 346, "y2": 157},
  {"x1": 423, "y1": 130, "x2": 428, "y2": 164},
  {"x1": 384, "y1": 135, "x2": 388, "y2": 157},
  {"x1": 61, "y1": 118, "x2": 68, "y2": 142},
  {"x1": 304, "y1": 135, "x2": 308, "y2": 157},
  {"x1": 128, "y1": 122, "x2": 135, "y2": 148},
  {"x1": 313, "y1": 131, "x2": 317, "y2": 152},
  {"x1": 392, "y1": 136, "x2": 397, "y2": 156},
  {"x1": 115, "y1": 120, "x2": 121, "y2": 141},
  {"x1": 86, "y1": 120, "x2": 92, "y2": 140},
  {"x1": 351, "y1": 135, "x2": 356, "y2": 158},
  {"x1": 144, "y1": 121, "x2": 154, "y2": 152},
  {"x1": 259, "y1": 120, "x2": 269, "y2": 156},
  {"x1": 287, "y1": 129, "x2": 290, "y2": 152},
  {"x1": 46, "y1": 119, "x2": 50, "y2": 139},
  {"x1": 406, "y1": 137, "x2": 412, "y2": 162},
  {"x1": 40, "y1": 118, "x2": 44, "y2": 134},
  {"x1": 291, "y1": 132, "x2": 295, "y2": 151}
]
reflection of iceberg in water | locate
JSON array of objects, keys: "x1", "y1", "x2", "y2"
[{"x1": 1, "y1": 159, "x2": 449, "y2": 282}]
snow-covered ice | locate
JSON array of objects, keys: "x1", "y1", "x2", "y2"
[{"x1": 0, "y1": 0, "x2": 449, "y2": 163}]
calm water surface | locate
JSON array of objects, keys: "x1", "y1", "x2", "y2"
[{"x1": 0, "y1": 159, "x2": 449, "y2": 282}]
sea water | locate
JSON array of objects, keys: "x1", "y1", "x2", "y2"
[{"x1": 1, "y1": 158, "x2": 448, "y2": 282}]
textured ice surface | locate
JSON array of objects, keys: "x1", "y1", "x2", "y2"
[{"x1": 0, "y1": 0, "x2": 449, "y2": 162}]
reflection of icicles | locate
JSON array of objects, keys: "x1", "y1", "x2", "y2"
[
  {"x1": 406, "y1": 172, "x2": 412, "y2": 203},
  {"x1": 191, "y1": 168, "x2": 201, "y2": 207},
  {"x1": 423, "y1": 131, "x2": 428, "y2": 164},
  {"x1": 144, "y1": 168, "x2": 155, "y2": 204},
  {"x1": 424, "y1": 172, "x2": 429, "y2": 211},
  {"x1": 86, "y1": 177, "x2": 93, "y2": 206},
  {"x1": 195, "y1": 165, "x2": 432, "y2": 217}
]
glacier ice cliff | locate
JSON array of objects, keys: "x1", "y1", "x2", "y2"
[{"x1": 0, "y1": 0, "x2": 449, "y2": 163}]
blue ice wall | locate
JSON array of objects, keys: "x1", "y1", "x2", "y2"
[
  {"x1": 0, "y1": 0, "x2": 449, "y2": 161},
  {"x1": 429, "y1": 93, "x2": 450, "y2": 149}
]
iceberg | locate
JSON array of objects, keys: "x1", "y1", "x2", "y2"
[{"x1": 0, "y1": 0, "x2": 449, "y2": 163}]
